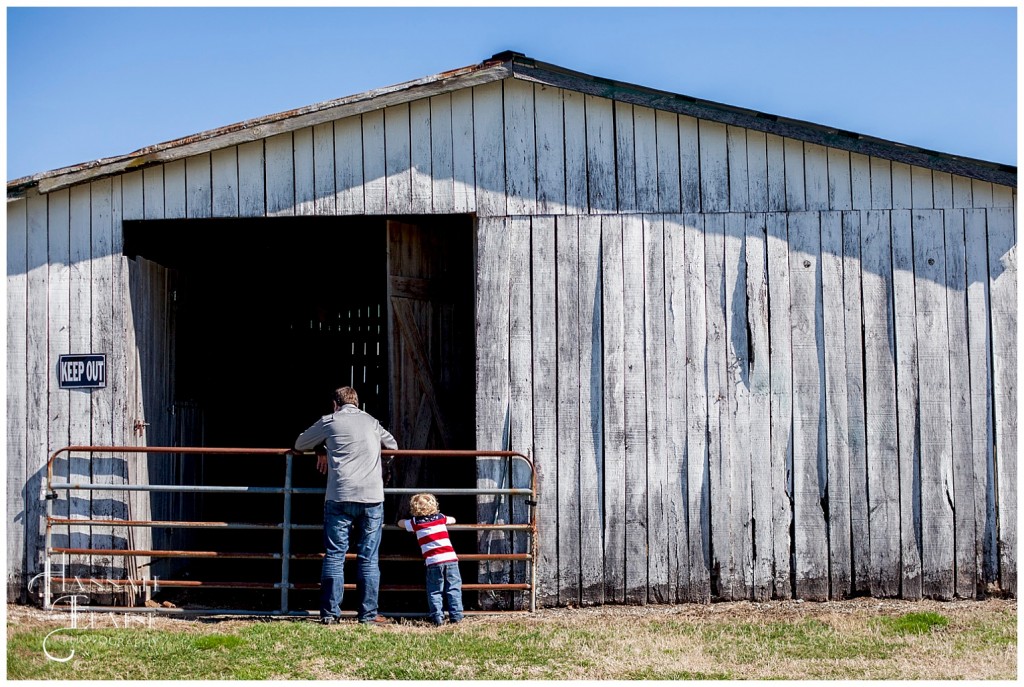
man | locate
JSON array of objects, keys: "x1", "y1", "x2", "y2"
[{"x1": 294, "y1": 386, "x2": 398, "y2": 625}]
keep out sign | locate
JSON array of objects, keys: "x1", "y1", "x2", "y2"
[{"x1": 58, "y1": 354, "x2": 106, "y2": 389}]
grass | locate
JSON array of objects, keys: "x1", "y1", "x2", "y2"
[{"x1": 5, "y1": 599, "x2": 1016, "y2": 680}]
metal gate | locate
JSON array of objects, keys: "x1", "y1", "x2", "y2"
[{"x1": 43, "y1": 446, "x2": 536, "y2": 616}]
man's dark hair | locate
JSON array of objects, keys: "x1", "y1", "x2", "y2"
[{"x1": 333, "y1": 386, "x2": 359, "y2": 408}]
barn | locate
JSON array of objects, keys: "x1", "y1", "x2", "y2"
[{"x1": 6, "y1": 51, "x2": 1017, "y2": 611}]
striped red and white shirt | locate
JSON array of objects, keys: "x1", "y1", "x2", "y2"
[{"x1": 403, "y1": 513, "x2": 459, "y2": 566}]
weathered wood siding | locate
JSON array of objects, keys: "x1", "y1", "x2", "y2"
[{"x1": 6, "y1": 77, "x2": 1017, "y2": 602}]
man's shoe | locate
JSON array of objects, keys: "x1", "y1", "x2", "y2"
[
  {"x1": 359, "y1": 615, "x2": 391, "y2": 625},
  {"x1": 320, "y1": 616, "x2": 339, "y2": 626}
]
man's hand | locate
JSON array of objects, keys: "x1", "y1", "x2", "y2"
[{"x1": 316, "y1": 450, "x2": 328, "y2": 475}]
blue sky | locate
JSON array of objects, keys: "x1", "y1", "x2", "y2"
[{"x1": 6, "y1": 6, "x2": 1017, "y2": 181}]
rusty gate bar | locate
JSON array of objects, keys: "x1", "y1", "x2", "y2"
[{"x1": 44, "y1": 446, "x2": 537, "y2": 616}]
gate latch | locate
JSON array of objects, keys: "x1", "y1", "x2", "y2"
[{"x1": 134, "y1": 419, "x2": 150, "y2": 435}]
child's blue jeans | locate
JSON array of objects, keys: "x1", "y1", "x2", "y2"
[{"x1": 425, "y1": 562, "x2": 463, "y2": 624}]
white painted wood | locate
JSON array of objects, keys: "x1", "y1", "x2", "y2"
[
  {"x1": 971, "y1": 180, "x2": 993, "y2": 208},
  {"x1": 745, "y1": 212, "x2": 773, "y2": 601},
  {"x1": 473, "y1": 81, "x2": 506, "y2": 217},
  {"x1": 143, "y1": 166, "x2": 164, "y2": 219},
  {"x1": 862, "y1": 210, "x2": 902, "y2": 596},
  {"x1": 766, "y1": 211, "x2": 793, "y2": 599},
  {"x1": 783, "y1": 139, "x2": 806, "y2": 211},
  {"x1": 803, "y1": 143, "x2": 828, "y2": 211},
  {"x1": 163, "y1": 159, "x2": 186, "y2": 219},
  {"x1": 312, "y1": 122, "x2": 336, "y2": 216},
  {"x1": 508, "y1": 216, "x2": 533, "y2": 597},
  {"x1": 850, "y1": 153, "x2": 872, "y2": 210},
  {"x1": 679, "y1": 116, "x2": 700, "y2": 213},
  {"x1": 334, "y1": 115, "x2": 364, "y2": 215},
  {"x1": 563, "y1": 89, "x2": 587, "y2": 214},
  {"x1": 25, "y1": 193, "x2": 50, "y2": 579},
  {"x1": 450, "y1": 88, "x2": 476, "y2": 214},
  {"x1": 632, "y1": 105, "x2": 657, "y2": 213},
  {"x1": 429, "y1": 94, "x2": 455, "y2": 214},
  {"x1": 891, "y1": 209, "x2": 923, "y2": 599},
  {"x1": 932, "y1": 171, "x2": 953, "y2": 209},
  {"x1": 362, "y1": 110, "x2": 386, "y2": 215},
  {"x1": 911, "y1": 166, "x2": 933, "y2": 208},
  {"x1": 727, "y1": 127, "x2": 749, "y2": 212},
  {"x1": 820, "y1": 211, "x2": 852, "y2": 598},
  {"x1": 942, "y1": 209, "x2": 977, "y2": 598},
  {"x1": 534, "y1": 85, "x2": 566, "y2": 215},
  {"x1": 827, "y1": 148, "x2": 852, "y2": 211},
  {"x1": 267, "y1": 132, "x2": 297, "y2": 216},
  {"x1": 656, "y1": 111, "x2": 681, "y2": 213},
  {"x1": 952, "y1": 175, "x2": 973, "y2": 208},
  {"x1": 7, "y1": 199, "x2": 27, "y2": 593},
  {"x1": 601, "y1": 215, "x2": 626, "y2": 603},
  {"x1": 891, "y1": 162, "x2": 912, "y2": 209},
  {"x1": 185, "y1": 154, "x2": 212, "y2": 219},
  {"x1": 870, "y1": 158, "x2": 893, "y2": 209},
  {"x1": 577, "y1": 214, "x2": 605, "y2": 604},
  {"x1": 503, "y1": 79, "x2": 537, "y2": 216},
  {"x1": 586, "y1": 95, "x2": 616, "y2": 213},
  {"x1": 409, "y1": 98, "x2": 433, "y2": 214},
  {"x1": 699, "y1": 120, "x2": 729, "y2": 213},
  {"x1": 122, "y1": 171, "x2": 144, "y2": 221},
  {"x1": 237, "y1": 140, "x2": 266, "y2": 217},
  {"x1": 987, "y1": 207, "x2": 1017, "y2": 594},
  {"x1": 69, "y1": 185, "x2": 93, "y2": 576},
  {"x1": 991, "y1": 184, "x2": 1013, "y2": 208},
  {"x1": 556, "y1": 216, "x2": 581, "y2": 605},
  {"x1": 766, "y1": 134, "x2": 787, "y2": 212},
  {"x1": 293, "y1": 126, "x2": 315, "y2": 216},
  {"x1": 746, "y1": 131, "x2": 769, "y2": 213},
  {"x1": 384, "y1": 104, "x2": 413, "y2": 215},
  {"x1": 530, "y1": 215, "x2": 558, "y2": 604},
  {"x1": 211, "y1": 147, "x2": 239, "y2": 217}
]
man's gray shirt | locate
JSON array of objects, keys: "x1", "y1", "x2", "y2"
[{"x1": 294, "y1": 404, "x2": 398, "y2": 503}]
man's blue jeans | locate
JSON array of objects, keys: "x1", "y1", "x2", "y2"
[
  {"x1": 425, "y1": 561, "x2": 464, "y2": 625},
  {"x1": 321, "y1": 500, "x2": 383, "y2": 622}
]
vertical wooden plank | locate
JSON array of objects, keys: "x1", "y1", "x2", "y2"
[
  {"x1": 473, "y1": 81, "x2": 506, "y2": 217},
  {"x1": 766, "y1": 135, "x2": 787, "y2": 212},
  {"x1": 932, "y1": 172, "x2": 953, "y2": 209},
  {"x1": 746, "y1": 131, "x2": 769, "y2": 213},
  {"x1": 563, "y1": 89, "x2": 587, "y2": 214},
  {"x1": 122, "y1": 171, "x2": 144, "y2": 221},
  {"x1": 615, "y1": 102, "x2": 638, "y2": 213},
  {"x1": 643, "y1": 215, "x2": 669, "y2": 602},
  {"x1": 7, "y1": 199, "x2": 28, "y2": 595},
  {"x1": 891, "y1": 162, "x2": 912, "y2": 209},
  {"x1": 679, "y1": 116, "x2": 700, "y2": 213},
  {"x1": 699, "y1": 121, "x2": 729, "y2": 213},
  {"x1": 293, "y1": 126, "x2": 315, "y2": 216},
  {"x1": 577, "y1": 215, "x2": 604, "y2": 604},
  {"x1": 26, "y1": 193, "x2": 49, "y2": 580},
  {"x1": 843, "y1": 211, "x2": 870, "y2": 595},
  {"x1": 429, "y1": 94, "x2": 455, "y2": 214},
  {"x1": 267, "y1": 131, "x2": 297, "y2": 216},
  {"x1": 971, "y1": 180, "x2": 993, "y2": 208},
  {"x1": 766, "y1": 211, "x2": 793, "y2": 599},
  {"x1": 556, "y1": 216, "x2": 581, "y2": 605},
  {"x1": 663, "y1": 214, "x2": 690, "y2": 601},
  {"x1": 409, "y1": 98, "x2": 433, "y2": 214},
  {"x1": 952, "y1": 175, "x2": 973, "y2": 208},
  {"x1": 942, "y1": 209, "x2": 977, "y2": 598},
  {"x1": 727, "y1": 126, "x2": 749, "y2": 212},
  {"x1": 48, "y1": 190, "x2": 73, "y2": 569},
  {"x1": 891, "y1": 209, "x2": 923, "y2": 599},
  {"x1": 656, "y1": 111, "x2": 681, "y2": 213},
  {"x1": 163, "y1": 160, "x2": 186, "y2": 219},
  {"x1": 683, "y1": 212, "x2": 711, "y2": 601},
  {"x1": 870, "y1": 158, "x2": 892, "y2": 209},
  {"x1": 601, "y1": 215, "x2": 626, "y2": 603},
  {"x1": 312, "y1": 122, "x2": 336, "y2": 216},
  {"x1": 745, "y1": 212, "x2": 772, "y2": 601},
  {"x1": 862, "y1": 210, "x2": 901, "y2": 596},
  {"x1": 531, "y1": 216, "x2": 558, "y2": 604},
  {"x1": 237, "y1": 140, "x2": 266, "y2": 217},
  {"x1": 586, "y1": 94, "x2": 616, "y2": 213},
  {"x1": 724, "y1": 212, "x2": 752, "y2": 600},
  {"x1": 508, "y1": 216, "x2": 533, "y2": 599},
  {"x1": 384, "y1": 103, "x2": 412, "y2": 215},
  {"x1": 783, "y1": 139, "x2": 806, "y2": 211},
  {"x1": 362, "y1": 110, "x2": 386, "y2": 215},
  {"x1": 185, "y1": 154, "x2": 212, "y2": 219},
  {"x1": 69, "y1": 184, "x2": 92, "y2": 571},
  {"x1": 632, "y1": 105, "x2": 656, "y2": 213},
  {"x1": 803, "y1": 143, "x2": 828, "y2": 211},
  {"x1": 821, "y1": 211, "x2": 852, "y2": 598},
  {"x1": 991, "y1": 184, "x2": 1013, "y2": 208},
  {"x1": 211, "y1": 147, "x2": 239, "y2": 218},
  {"x1": 475, "y1": 217, "x2": 512, "y2": 598},
  {"x1": 987, "y1": 207, "x2": 1016, "y2": 594},
  {"x1": 143, "y1": 166, "x2": 164, "y2": 219},
  {"x1": 911, "y1": 167, "x2": 933, "y2": 208},
  {"x1": 451, "y1": 88, "x2": 476, "y2": 214},
  {"x1": 504, "y1": 79, "x2": 537, "y2": 216},
  {"x1": 965, "y1": 209, "x2": 997, "y2": 585},
  {"x1": 334, "y1": 116, "x2": 364, "y2": 215},
  {"x1": 535, "y1": 85, "x2": 566, "y2": 215},
  {"x1": 827, "y1": 148, "x2": 852, "y2": 211},
  {"x1": 850, "y1": 153, "x2": 872, "y2": 211},
  {"x1": 788, "y1": 211, "x2": 829, "y2": 600}
]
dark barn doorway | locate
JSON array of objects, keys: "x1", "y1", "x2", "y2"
[{"x1": 123, "y1": 215, "x2": 476, "y2": 612}]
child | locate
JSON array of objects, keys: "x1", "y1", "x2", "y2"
[{"x1": 398, "y1": 493, "x2": 464, "y2": 626}]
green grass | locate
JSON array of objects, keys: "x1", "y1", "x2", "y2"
[{"x1": 878, "y1": 611, "x2": 950, "y2": 635}]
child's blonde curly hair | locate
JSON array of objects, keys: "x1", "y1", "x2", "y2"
[{"x1": 409, "y1": 493, "x2": 440, "y2": 517}]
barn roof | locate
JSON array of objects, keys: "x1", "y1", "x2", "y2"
[{"x1": 7, "y1": 50, "x2": 1016, "y2": 199}]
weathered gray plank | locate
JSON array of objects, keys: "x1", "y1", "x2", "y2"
[
  {"x1": 409, "y1": 98, "x2": 432, "y2": 214},
  {"x1": 556, "y1": 216, "x2": 582, "y2": 605},
  {"x1": 932, "y1": 171, "x2": 954, "y2": 209},
  {"x1": 163, "y1": 159, "x2": 186, "y2": 219},
  {"x1": 827, "y1": 148, "x2": 852, "y2": 211},
  {"x1": 746, "y1": 131, "x2": 769, "y2": 213},
  {"x1": 185, "y1": 154, "x2": 212, "y2": 219},
  {"x1": 699, "y1": 120, "x2": 728, "y2": 213},
  {"x1": 891, "y1": 209, "x2": 923, "y2": 599},
  {"x1": 820, "y1": 211, "x2": 852, "y2": 598},
  {"x1": 211, "y1": 147, "x2": 239, "y2": 218},
  {"x1": 143, "y1": 166, "x2": 164, "y2": 219},
  {"x1": 384, "y1": 104, "x2": 412, "y2": 215},
  {"x1": 911, "y1": 166, "x2": 933, "y2": 208},
  {"x1": 601, "y1": 215, "x2": 626, "y2": 603},
  {"x1": 48, "y1": 190, "x2": 73, "y2": 570},
  {"x1": 991, "y1": 184, "x2": 1013, "y2": 208},
  {"x1": 727, "y1": 127, "x2": 749, "y2": 212},
  {"x1": 504, "y1": 79, "x2": 537, "y2": 216},
  {"x1": 362, "y1": 110, "x2": 386, "y2": 215},
  {"x1": 451, "y1": 88, "x2": 476, "y2": 214},
  {"x1": 870, "y1": 158, "x2": 892, "y2": 210},
  {"x1": 293, "y1": 126, "x2": 315, "y2": 216},
  {"x1": 783, "y1": 138, "x2": 806, "y2": 211},
  {"x1": 891, "y1": 162, "x2": 912, "y2": 210},
  {"x1": 564, "y1": 89, "x2": 587, "y2": 214},
  {"x1": 429, "y1": 94, "x2": 454, "y2": 214},
  {"x1": 765, "y1": 211, "x2": 793, "y2": 599},
  {"x1": 952, "y1": 175, "x2": 973, "y2": 208},
  {"x1": 586, "y1": 95, "x2": 616, "y2": 213},
  {"x1": 766, "y1": 135, "x2": 787, "y2": 212},
  {"x1": 535, "y1": 85, "x2": 566, "y2": 215},
  {"x1": 971, "y1": 180, "x2": 993, "y2": 208},
  {"x1": 312, "y1": 122, "x2": 336, "y2": 215},
  {"x1": 473, "y1": 81, "x2": 506, "y2": 217},
  {"x1": 508, "y1": 216, "x2": 533, "y2": 602},
  {"x1": 26, "y1": 193, "x2": 49, "y2": 579},
  {"x1": 334, "y1": 115, "x2": 364, "y2": 215},
  {"x1": 850, "y1": 153, "x2": 871, "y2": 211},
  {"x1": 7, "y1": 199, "x2": 28, "y2": 595},
  {"x1": 656, "y1": 111, "x2": 681, "y2": 213},
  {"x1": 632, "y1": 105, "x2": 656, "y2": 213},
  {"x1": 237, "y1": 140, "x2": 265, "y2": 217},
  {"x1": 804, "y1": 143, "x2": 828, "y2": 211},
  {"x1": 265, "y1": 132, "x2": 295, "y2": 216},
  {"x1": 679, "y1": 116, "x2": 700, "y2": 213}
]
